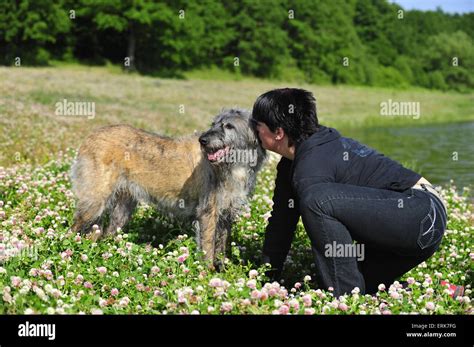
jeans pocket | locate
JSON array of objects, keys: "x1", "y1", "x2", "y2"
[{"x1": 417, "y1": 198, "x2": 444, "y2": 250}]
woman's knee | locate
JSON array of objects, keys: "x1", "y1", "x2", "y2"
[{"x1": 299, "y1": 183, "x2": 343, "y2": 214}]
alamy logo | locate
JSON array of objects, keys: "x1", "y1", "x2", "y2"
[
  {"x1": 1, "y1": 245, "x2": 38, "y2": 263},
  {"x1": 325, "y1": 241, "x2": 365, "y2": 261},
  {"x1": 18, "y1": 321, "x2": 56, "y2": 340},
  {"x1": 380, "y1": 99, "x2": 420, "y2": 119},
  {"x1": 217, "y1": 149, "x2": 258, "y2": 167},
  {"x1": 55, "y1": 98, "x2": 95, "y2": 119}
]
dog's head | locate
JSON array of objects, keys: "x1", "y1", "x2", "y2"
[{"x1": 199, "y1": 108, "x2": 266, "y2": 168}]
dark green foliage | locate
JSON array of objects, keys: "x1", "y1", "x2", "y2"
[
  {"x1": 0, "y1": 0, "x2": 70, "y2": 65},
  {"x1": 0, "y1": 0, "x2": 472, "y2": 90}
]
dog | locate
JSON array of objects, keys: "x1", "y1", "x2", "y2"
[{"x1": 70, "y1": 108, "x2": 266, "y2": 266}]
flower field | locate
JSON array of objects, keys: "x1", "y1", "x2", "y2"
[{"x1": 0, "y1": 150, "x2": 472, "y2": 315}]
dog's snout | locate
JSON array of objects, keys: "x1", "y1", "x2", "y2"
[{"x1": 199, "y1": 135, "x2": 208, "y2": 146}]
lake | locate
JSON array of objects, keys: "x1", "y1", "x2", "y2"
[{"x1": 340, "y1": 121, "x2": 474, "y2": 189}]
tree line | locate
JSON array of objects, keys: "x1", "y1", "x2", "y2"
[{"x1": 1, "y1": 0, "x2": 473, "y2": 91}]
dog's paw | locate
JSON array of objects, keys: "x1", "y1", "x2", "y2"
[{"x1": 86, "y1": 230, "x2": 103, "y2": 242}]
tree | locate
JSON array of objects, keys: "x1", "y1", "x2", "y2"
[
  {"x1": 421, "y1": 31, "x2": 474, "y2": 91},
  {"x1": 222, "y1": 0, "x2": 291, "y2": 78},
  {"x1": 75, "y1": 0, "x2": 166, "y2": 71},
  {"x1": 0, "y1": 0, "x2": 70, "y2": 65}
]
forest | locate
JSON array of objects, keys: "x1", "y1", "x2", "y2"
[{"x1": 1, "y1": 0, "x2": 473, "y2": 91}]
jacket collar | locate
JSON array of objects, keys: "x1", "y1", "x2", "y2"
[{"x1": 295, "y1": 125, "x2": 341, "y2": 157}]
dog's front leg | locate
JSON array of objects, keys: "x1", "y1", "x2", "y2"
[
  {"x1": 214, "y1": 211, "x2": 232, "y2": 269},
  {"x1": 197, "y1": 193, "x2": 219, "y2": 267}
]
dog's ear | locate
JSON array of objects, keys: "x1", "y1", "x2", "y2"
[
  {"x1": 247, "y1": 118, "x2": 261, "y2": 148},
  {"x1": 239, "y1": 108, "x2": 251, "y2": 119},
  {"x1": 213, "y1": 110, "x2": 225, "y2": 125}
]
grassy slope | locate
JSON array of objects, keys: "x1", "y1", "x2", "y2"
[{"x1": 1, "y1": 65, "x2": 473, "y2": 166}]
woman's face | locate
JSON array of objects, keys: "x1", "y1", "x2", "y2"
[{"x1": 255, "y1": 121, "x2": 277, "y2": 151}]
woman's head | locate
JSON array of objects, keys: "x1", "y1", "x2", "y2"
[{"x1": 251, "y1": 88, "x2": 319, "y2": 148}]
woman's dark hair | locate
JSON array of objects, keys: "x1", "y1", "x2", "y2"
[{"x1": 251, "y1": 88, "x2": 319, "y2": 146}]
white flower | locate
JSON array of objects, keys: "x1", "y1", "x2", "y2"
[
  {"x1": 246, "y1": 279, "x2": 257, "y2": 289},
  {"x1": 209, "y1": 278, "x2": 223, "y2": 288},
  {"x1": 274, "y1": 299, "x2": 283, "y2": 308},
  {"x1": 220, "y1": 302, "x2": 233, "y2": 312}
]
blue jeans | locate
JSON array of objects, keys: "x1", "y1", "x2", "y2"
[{"x1": 299, "y1": 183, "x2": 447, "y2": 296}]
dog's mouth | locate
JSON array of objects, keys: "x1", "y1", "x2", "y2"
[{"x1": 205, "y1": 146, "x2": 230, "y2": 162}]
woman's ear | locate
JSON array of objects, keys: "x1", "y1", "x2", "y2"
[{"x1": 275, "y1": 127, "x2": 285, "y2": 140}]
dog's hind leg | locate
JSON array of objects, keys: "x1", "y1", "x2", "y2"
[
  {"x1": 70, "y1": 155, "x2": 114, "y2": 238},
  {"x1": 104, "y1": 191, "x2": 137, "y2": 237}
]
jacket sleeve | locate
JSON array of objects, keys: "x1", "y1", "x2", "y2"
[{"x1": 262, "y1": 157, "x2": 300, "y2": 280}]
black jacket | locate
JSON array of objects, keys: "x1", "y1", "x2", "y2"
[{"x1": 262, "y1": 125, "x2": 421, "y2": 279}]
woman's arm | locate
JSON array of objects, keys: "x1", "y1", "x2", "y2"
[{"x1": 262, "y1": 157, "x2": 300, "y2": 280}]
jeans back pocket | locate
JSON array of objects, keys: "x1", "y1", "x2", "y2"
[{"x1": 417, "y1": 198, "x2": 445, "y2": 250}]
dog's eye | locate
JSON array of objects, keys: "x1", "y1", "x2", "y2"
[{"x1": 224, "y1": 123, "x2": 234, "y2": 130}]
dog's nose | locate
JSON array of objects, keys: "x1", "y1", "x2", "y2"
[{"x1": 199, "y1": 136, "x2": 208, "y2": 146}]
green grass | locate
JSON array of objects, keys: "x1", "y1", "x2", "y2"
[{"x1": 184, "y1": 66, "x2": 244, "y2": 81}]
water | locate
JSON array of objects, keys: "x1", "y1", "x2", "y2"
[{"x1": 339, "y1": 121, "x2": 474, "y2": 189}]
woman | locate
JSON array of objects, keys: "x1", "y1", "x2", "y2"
[{"x1": 251, "y1": 88, "x2": 454, "y2": 296}]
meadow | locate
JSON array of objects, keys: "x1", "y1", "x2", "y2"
[
  {"x1": 1, "y1": 65, "x2": 473, "y2": 167},
  {"x1": 0, "y1": 66, "x2": 472, "y2": 314}
]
